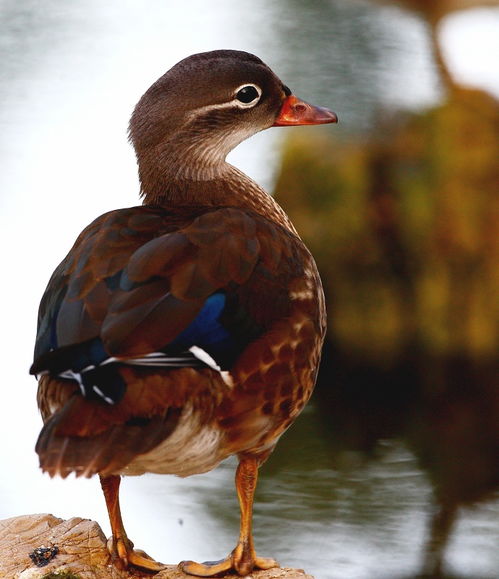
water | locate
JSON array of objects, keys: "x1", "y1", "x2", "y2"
[{"x1": 1, "y1": 1, "x2": 498, "y2": 577}]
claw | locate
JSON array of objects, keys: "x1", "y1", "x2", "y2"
[{"x1": 106, "y1": 534, "x2": 166, "y2": 573}]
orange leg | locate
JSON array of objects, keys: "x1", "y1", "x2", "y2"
[
  {"x1": 179, "y1": 456, "x2": 279, "y2": 577},
  {"x1": 99, "y1": 474, "x2": 166, "y2": 573}
]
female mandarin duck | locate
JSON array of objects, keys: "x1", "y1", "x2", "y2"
[{"x1": 31, "y1": 50, "x2": 337, "y2": 576}]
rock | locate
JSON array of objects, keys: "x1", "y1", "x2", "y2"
[{"x1": 0, "y1": 514, "x2": 313, "y2": 579}]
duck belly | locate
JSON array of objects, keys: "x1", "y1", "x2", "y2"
[{"x1": 122, "y1": 406, "x2": 226, "y2": 477}]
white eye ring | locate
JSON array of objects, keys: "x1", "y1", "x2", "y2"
[{"x1": 233, "y1": 84, "x2": 262, "y2": 108}]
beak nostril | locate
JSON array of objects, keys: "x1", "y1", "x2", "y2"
[{"x1": 294, "y1": 104, "x2": 307, "y2": 114}]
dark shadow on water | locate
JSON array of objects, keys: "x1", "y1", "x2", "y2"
[{"x1": 312, "y1": 339, "x2": 499, "y2": 579}]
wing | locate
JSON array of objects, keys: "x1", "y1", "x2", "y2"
[{"x1": 32, "y1": 204, "x2": 304, "y2": 405}]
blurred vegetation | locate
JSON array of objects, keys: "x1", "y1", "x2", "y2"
[
  {"x1": 274, "y1": 83, "x2": 499, "y2": 576},
  {"x1": 275, "y1": 87, "x2": 498, "y2": 367},
  {"x1": 273, "y1": 2, "x2": 499, "y2": 575}
]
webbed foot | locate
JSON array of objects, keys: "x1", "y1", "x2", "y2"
[
  {"x1": 106, "y1": 535, "x2": 167, "y2": 573},
  {"x1": 179, "y1": 542, "x2": 278, "y2": 576}
]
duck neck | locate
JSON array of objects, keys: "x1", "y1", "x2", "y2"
[{"x1": 138, "y1": 148, "x2": 297, "y2": 234}]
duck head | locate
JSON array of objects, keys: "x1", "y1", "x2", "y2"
[{"x1": 129, "y1": 50, "x2": 337, "y2": 202}]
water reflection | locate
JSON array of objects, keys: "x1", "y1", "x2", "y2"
[
  {"x1": 1, "y1": 1, "x2": 498, "y2": 578},
  {"x1": 314, "y1": 347, "x2": 499, "y2": 578}
]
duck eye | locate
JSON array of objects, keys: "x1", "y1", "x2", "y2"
[{"x1": 235, "y1": 84, "x2": 262, "y2": 107}]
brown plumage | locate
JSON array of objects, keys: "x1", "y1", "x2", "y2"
[{"x1": 32, "y1": 49, "x2": 337, "y2": 576}]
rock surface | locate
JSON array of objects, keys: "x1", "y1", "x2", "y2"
[{"x1": 0, "y1": 514, "x2": 313, "y2": 579}]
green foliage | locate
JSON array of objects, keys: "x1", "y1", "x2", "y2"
[{"x1": 275, "y1": 89, "x2": 499, "y2": 365}]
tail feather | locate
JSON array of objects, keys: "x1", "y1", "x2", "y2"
[
  {"x1": 36, "y1": 405, "x2": 182, "y2": 478},
  {"x1": 35, "y1": 365, "x2": 223, "y2": 477}
]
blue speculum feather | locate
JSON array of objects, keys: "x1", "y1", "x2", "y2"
[
  {"x1": 170, "y1": 292, "x2": 242, "y2": 369},
  {"x1": 37, "y1": 292, "x2": 239, "y2": 404},
  {"x1": 43, "y1": 291, "x2": 234, "y2": 373},
  {"x1": 35, "y1": 290, "x2": 240, "y2": 404},
  {"x1": 172, "y1": 292, "x2": 229, "y2": 348}
]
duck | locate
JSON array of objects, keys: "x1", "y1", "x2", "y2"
[{"x1": 31, "y1": 49, "x2": 337, "y2": 577}]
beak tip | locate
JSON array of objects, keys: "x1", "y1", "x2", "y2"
[{"x1": 323, "y1": 110, "x2": 338, "y2": 124}]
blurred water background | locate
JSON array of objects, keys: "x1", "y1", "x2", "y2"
[{"x1": 1, "y1": 1, "x2": 498, "y2": 578}]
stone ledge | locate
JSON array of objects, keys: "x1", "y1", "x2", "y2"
[{"x1": 0, "y1": 514, "x2": 313, "y2": 579}]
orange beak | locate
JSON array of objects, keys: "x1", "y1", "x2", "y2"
[{"x1": 273, "y1": 94, "x2": 338, "y2": 126}]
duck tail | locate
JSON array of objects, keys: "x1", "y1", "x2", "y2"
[{"x1": 35, "y1": 397, "x2": 181, "y2": 478}]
